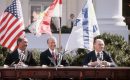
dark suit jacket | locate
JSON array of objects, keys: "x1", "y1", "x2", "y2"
[
  {"x1": 4, "y1": 49, "x2": 37, "y2": 66},
  {"x1": 83, "y1": 50, "x2": 116, "y2": 67},
  {"x1": 40, "y1": 49, "x2": 68, "y2": 66}
]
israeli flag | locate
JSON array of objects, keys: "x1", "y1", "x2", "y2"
[{"x1": 65, "y1": 0, "x2": 100, "y2": 51}]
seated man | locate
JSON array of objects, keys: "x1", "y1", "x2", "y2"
[
  {"x1": 4, "y1": 37, "x2": 37, "y2": 67},
  {"x1": 83, "y1": 39, "x2": 116, "y2": 67},
  {"x1": 40, "y1": 36, "x2": 68, "y2": 67},
  {"x1": 83, "y1": 39, "x2": 117, "y2": 80}
]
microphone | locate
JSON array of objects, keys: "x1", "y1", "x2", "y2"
[
  {"x1": 97, "y1": 53, "x2": 103, "y2": 61},
  {"x1": 100, "y1": 53, "x2": 103, "y2": 61},
  {"x1": 57, "y1": 53, "x2": 63, "y2": 66},
  {"x1": 57, "y1": 50, "x2": 67, "y2": 66},
  {"x1": 10, "y1": 59, "x2": 20, "y2": 67}
]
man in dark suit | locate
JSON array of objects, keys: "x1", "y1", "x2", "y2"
[
  {"x1": 83, "y1": 39, "x2": 116, "y2": 67},
  {"x1": 4, "y1": 37, "x2": 37, "y2": 67},
  {"x1": 83, "y1": 39, "x2": 116, "y2": 80},
  {"x1": 40, "y1": 36, "x2": 68, "y2": 67}
]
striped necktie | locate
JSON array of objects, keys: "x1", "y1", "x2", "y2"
[
  {"x1": 97, "y1": 53, "x2": 101, "y2": 60},
  {"x1": 52, "y1": 52, "x2": 56, "y2": 60}
]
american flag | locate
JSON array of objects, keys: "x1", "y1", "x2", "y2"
[{"x1": 0, "y1": 0, "x2": 25, "y2": 51}]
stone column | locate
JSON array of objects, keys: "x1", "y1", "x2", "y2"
[
  {"x1": 21, "y1": 0, "x2": 29, "y2": 27},
  {"x1": 94, "y1": 0, "x2": 128, "y2": 41},
  {"x1": 66, "y1": 0, "x2": 77, "y2": 22},
  {"x1": 62, "y1": 0, "x2": 67, "y2": 26}
]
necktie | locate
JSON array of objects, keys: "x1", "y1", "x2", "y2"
[
  {"x1": 97, "y1": 53, "x2": 101, "y2": 60},
  {"x1": 52, "y1": 52, "x2": 56, "y2": 60},
  {"x1": 97, "y1": 53, "x2": 103, "y2": 61},
  {"x1": 19, "y1": 51, "x2": 25, "y2": 61},
  {"x1": 52, "y1": 51, "x2": 57, "y2": 65}
]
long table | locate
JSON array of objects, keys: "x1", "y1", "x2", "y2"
[{"x1": 0, "y1": 66, "x2": 130, "y2": 80}]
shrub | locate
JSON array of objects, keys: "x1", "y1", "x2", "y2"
[
  {"x1": 64, "y1": 48, "x2": 88, "y2": 66},
  {"x1": 31, "y1": 49, "x2": 41, "y2": 65},
  {"x1": 96, "y1": 33, "x2": 130, "y2": 66},
  {"x1": 0, "y1": 47, "x2": 8, "y2": 66},
  {"x1": 0, "y1": 33, "x2": 130, "y2": 66},
  {"x1": 65, "y1": 33, "x2": 130, "y2": 66}
]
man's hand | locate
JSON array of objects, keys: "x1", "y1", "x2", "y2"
[
  {"x1": 101, "y1": 61, "x2": 111, "y2": 67},
  {"x1": 88, "y1": 61, "x2": 99, "y2": 67}
]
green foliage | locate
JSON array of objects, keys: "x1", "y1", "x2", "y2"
[
  {"x1": 0, "y1": 46, "x2": 8, "y2": 66},
  {"x1": 0, "y1": 33, "x2": 130, "y2": 66},
  {"x1": 31, "y1": 49, "x2": 41, "y2": 65},
  {"x1": 65, "y1": 33, "x2": 130, "y2": 66},
  {"x1": 96, "y1": 33, "x2": 130, "y2": 66},
  {"x1": 64, "y1": 48, "x2": 88, "y2": 66}
]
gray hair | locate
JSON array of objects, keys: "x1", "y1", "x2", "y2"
[{"x1": 47, "y1": 36, "x2": 57, "y2": 44}]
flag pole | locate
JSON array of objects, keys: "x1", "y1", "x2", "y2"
[{"x1": 58, "y1": 17, "x2": 62, "y2": 53}]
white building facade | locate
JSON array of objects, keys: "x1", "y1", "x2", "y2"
[{"x1": 0, "y1": 0, "x2": 128, "y2": 50}]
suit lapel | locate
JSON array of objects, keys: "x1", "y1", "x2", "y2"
[
  {"x1": 13, "y1": 49, "x2": 19, "y2": 59},
  {"x1": 92, "y1": 51, "x2": 98, "y2": 61},
  {"x1": 24, "y1": 50, "x2": 29, "y2": 62},
  {"x1": 47, "y1": 49, "x2": 56, "y2": 66},
  {"x1": 47, "y1": 49, "x2": 52, "y2": 57}
]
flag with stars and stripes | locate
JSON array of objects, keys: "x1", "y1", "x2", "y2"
[{"x1": 0, "y1": 0, "x2": 25, "y2": 51}]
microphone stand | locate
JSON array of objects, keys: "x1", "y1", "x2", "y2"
[
  {"x1": 16, "y1": 54, "x2": 28, "y2": 68},
  {"x1": 95, "y1": 53, "x2": 103, "y2": 67}
]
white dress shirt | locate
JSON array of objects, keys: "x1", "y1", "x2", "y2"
[{"x1": 18, "y1": 49, "x2": 25, "y2": 61}]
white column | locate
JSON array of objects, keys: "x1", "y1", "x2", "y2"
[
  {"x1": 94, "y1": 0, "x2": 128, "y2": 41},
  {"x1": 65, "y1": 0, "x2": 85, "y2": 25},
  {"x1": 61, "y1": 0, "x2": 67, "y2": 26},
  {"x1": 66, "y1": 0, "x2": 77, "y2": 21},
  {"x1": 21, "y1": 0, "x2": 29, "y2": 27}
]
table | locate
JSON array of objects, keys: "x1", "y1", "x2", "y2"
[{"x1": 0, "y1": 66, "x2": 130, "y2": 80}]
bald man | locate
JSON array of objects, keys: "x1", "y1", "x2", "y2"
[{"x1": 83, "y1": 39, "x2": 116, "y2": 67}]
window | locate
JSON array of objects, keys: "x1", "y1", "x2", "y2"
[
  {"x1": 30, "y1": 0, "x2": 52, "y2": 23},
  {"x1": 31, "y1": 6, "x2": 41, "y2": 23},
  {"x1": 123, "y1": 0, "x2": 130, "y2": 29},
  {"x1": 29, "y1": 0, "x2": 61, "y2": 33}
]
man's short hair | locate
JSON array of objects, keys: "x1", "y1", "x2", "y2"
[
  {"x1": 47, "y1": 36, "x2": 57, "y2": 44},
  {"x1": 17, "y1": 37, "x2": 28, "y2": 46},
  {"x1": 94, "y1": 38, "x2": 104, "y2": 44},
  {"x1": 17, "y1": 37, "x2": 23, "y2": 45}
]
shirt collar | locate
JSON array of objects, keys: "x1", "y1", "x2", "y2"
[
  {"x1": 18, "y1": 48, "x2": 24, "y2": 54},
  {"x1": 95, "y1": 50, "x2": 103, "y2": 56},
  {"x1": 49, "y1": 48, "x2": 55, "y2": 54}
]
